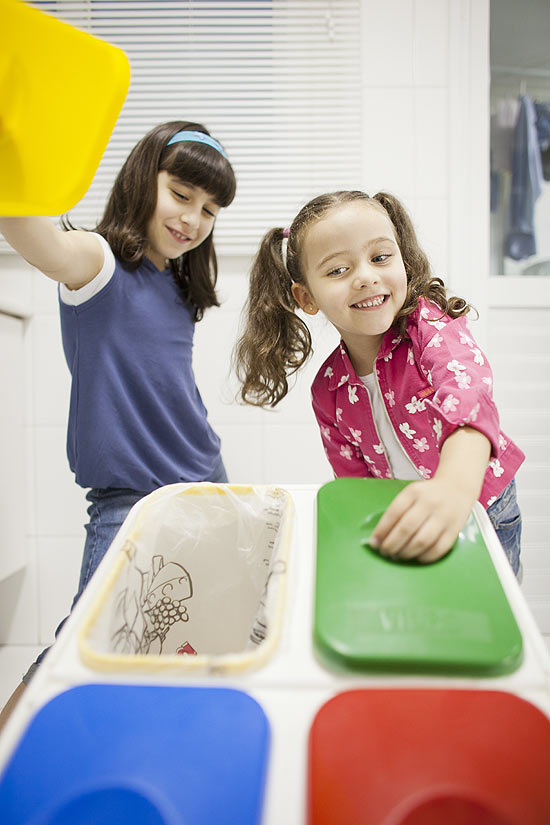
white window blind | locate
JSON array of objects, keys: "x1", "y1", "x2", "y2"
[{"x1": 21, "y1": 0, "x2": 362, "y2": 255}]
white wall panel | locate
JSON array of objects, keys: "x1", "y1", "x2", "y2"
[
  {"x1": 362, "y1": 0, "x2": 414, "y2": 86},
  {"x1": 0, "y1": 313, "x2": 27, "y2": 582},
  {"x1": 414, "y1": 88, "x2": 449, "y2": 200},
  {"x1": 37, "y1": 537, "x2": 82, "y2": 646},
  {"x1": 413, "y1": 0, "x2": 449, "y2": 85},
  {"x1": 360, "y1": 89, "x2": 416, "y2": 200},
  {"x1": 31, "y1": 315, "x2": 70, "y2": 428},
  {"x1": 412, "y1": 198, "x2": 449, "y2": 277},
  {"x1": 488, "y1": 306, "x2": 550, "y2": 630},
  {"x1": 0, "y1": 541, "x2": 39, "y2": 646},
  {"x1": 213, "y1": 423, "x2": 264, "y2": 485},
  {"x1": 33, "y1": 426, "x2": 88, "y2": 538}
]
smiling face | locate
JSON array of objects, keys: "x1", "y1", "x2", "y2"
[
  {"x1": 291, "y1": 200, "x2": 408, "y2": 374},
  {"x1": 145, "y1": 171, "x2": 221, "y2": 270}
]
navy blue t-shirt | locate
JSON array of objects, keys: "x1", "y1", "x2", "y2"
[{"x1": 58, "y1": 238, "x2": 221, "y2": 491}]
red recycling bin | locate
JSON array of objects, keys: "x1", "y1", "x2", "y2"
[{"x1": 308, "y1": 689, "x2": 550, "y2": 825}]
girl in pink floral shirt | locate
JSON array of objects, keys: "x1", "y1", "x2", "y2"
[{"x1": 235, "y1": 191, "x2": 524, "y2": 574}]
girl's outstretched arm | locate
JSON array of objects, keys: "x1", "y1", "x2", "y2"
[
  {"x1": 370, "y1": 426, "x2": 491, "y2": 563},
  {"x1": 0, "y1": 217, "x2": 104, "y2": 289}
]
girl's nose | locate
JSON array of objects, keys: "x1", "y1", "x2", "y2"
[
  {"x1": 352, "y1": 260, "x2": 379, "y2": 289},
  {"x1": 179, "y1": 207, "x2": 200, "y2": 232}
]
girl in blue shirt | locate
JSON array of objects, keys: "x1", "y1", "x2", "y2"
[{"x1": 0, "y1": 121, "x2": 236, "y2": 693}]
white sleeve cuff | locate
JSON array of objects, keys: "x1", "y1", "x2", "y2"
[{"x1": 59, "y1": 233, "x2": 116, "y2": 306}]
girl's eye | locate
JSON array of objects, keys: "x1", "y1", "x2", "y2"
[
  {"x1": 203, "y1": 207, "x2": 217, "y2": 218},
  {"x1": 172, "y1": 190, "x2": 188, "y2": 201},
  {"x1": 327, "y1": 266, "x2": 347, "y2": 278},
  {"x1": 372, "y1": 253, "x2": 391, "y2": 263}
]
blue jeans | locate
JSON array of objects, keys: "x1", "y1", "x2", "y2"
[
  {"x1": 76, "y1": 488, "x2": 149, "y2": 604},
  {"x1": 486, "y1": 479, "x2": 522, "y2": 576},
  {"x1": 23, "y1": 459, "x2": 228, "y2": 683}
]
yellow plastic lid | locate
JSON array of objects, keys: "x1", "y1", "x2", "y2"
[{"x1": 0, "y1": 0, "x2": 130, "y2": 215}]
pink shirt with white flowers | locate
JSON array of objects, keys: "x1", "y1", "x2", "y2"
[{"x1": 311, "y1": 298, "x2": 524, "y2": 508}]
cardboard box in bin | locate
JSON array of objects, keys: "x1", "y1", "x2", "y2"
[{"x1": 78, "y1": 484, "x2": 293, "y2": 674}]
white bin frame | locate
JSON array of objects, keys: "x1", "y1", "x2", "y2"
[{"x1": 0, "y1": 485, "x2": 549, "y2": 825}]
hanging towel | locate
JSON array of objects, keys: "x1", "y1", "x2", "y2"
[
  {"x1": 535, "y1": 102, "x2": 550, "y2": 180},
  {"x1": 505, "y1": 95, "x2": 543, "y2": 261},
  {"x1": 491, "y1": 99, "x2": 519, "y2": 213},
  {"x1": 534, "y1": 101, "x2": 550, "y2": 149},
  {"x1": 493, "y1": 98, "x2": 520, "y2": 172}
]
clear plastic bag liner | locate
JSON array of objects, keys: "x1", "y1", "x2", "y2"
[{"x1": 78, "y1": 484, "x2": 293, "y2": 674}]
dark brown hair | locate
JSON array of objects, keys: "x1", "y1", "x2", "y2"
[
  {"x1": 69, "y1": 121, "x2": 236, "y2": 320},
  {"x1": 235, "y1": 190, "x2": 471, "y2": 407}
]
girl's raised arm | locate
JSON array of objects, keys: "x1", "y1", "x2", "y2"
[{"x1": 0, "y1": 217, "x2": 104, "y2": 290}]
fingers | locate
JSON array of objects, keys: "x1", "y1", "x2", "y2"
[
  {"x1": 378, "y1": 516, "x2": 451, "y2": 562},
  {"x1": 370, "y1": 486, "x2": 418, "y2": 550},
  {"x1": 377, "y1": 510, "x2": 432, "y2": 558},
  {"x1": 414, "y1": 525, "x2": 457, "y2": 563},
  {"x1": 370, "y1": 483, "x2": 458, "y2": 563}
]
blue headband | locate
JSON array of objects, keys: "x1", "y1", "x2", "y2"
[{"x1": 166, "y1": 130, "x2": 228, "y2": 159}]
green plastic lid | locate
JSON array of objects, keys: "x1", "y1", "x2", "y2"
[{"x1": 314, "y1": 478, "x2": 523, "y2": 675}]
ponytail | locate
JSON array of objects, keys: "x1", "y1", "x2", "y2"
[{"x1": 234, "y1": 227, "x2": 312, "y2": 407}]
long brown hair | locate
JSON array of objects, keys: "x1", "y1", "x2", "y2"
[
  {"x1": 235, "y1": 190, "x2": 471, "y2": 407},
  {"x1": 88, "y1": 121, "x2": 236, "y2": 320}
]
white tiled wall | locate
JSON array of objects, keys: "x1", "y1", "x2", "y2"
[
  {"x1": 1, "y1": 1, "x2": 547, "y2": 697},
  {"x1": 193, "y1": 256, "x2": 340, "y2": 485},
  {"x1": 0, "y1": 257, "x2": 87, "y2": 656},
  {"x1": 488, "y1": 308, "x2": 550, "y2": 632}
]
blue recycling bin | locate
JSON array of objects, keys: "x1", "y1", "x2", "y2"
[{"x1": 0, "y1": 684, "x2": 270, "y2": 825}]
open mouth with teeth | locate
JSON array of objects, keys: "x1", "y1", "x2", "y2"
[
  {"x1": 168, "y1": 227, "x2": 192, "y2": 243},
  {"x1": 351, "y1": 295, "x2": 388, "y2": 309}
]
